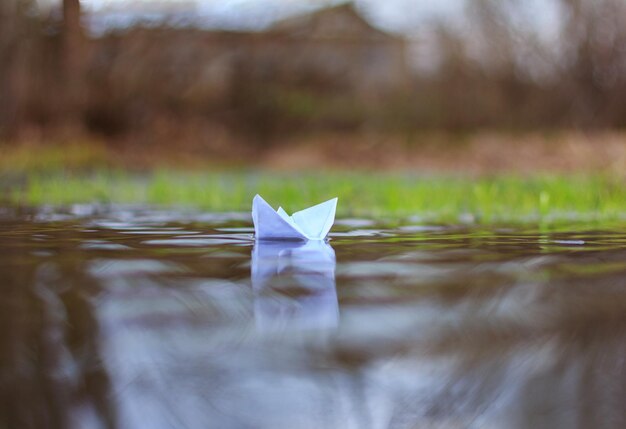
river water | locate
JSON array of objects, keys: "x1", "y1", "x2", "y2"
[{"x1": 2, "y1": 205, "x2": 626, "y2": 429}]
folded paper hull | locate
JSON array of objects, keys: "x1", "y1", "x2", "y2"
[{"x1": 252, "y1": 194, "x2": 337, "y2": 241}]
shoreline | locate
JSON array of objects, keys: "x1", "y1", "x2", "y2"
[{"x1": 2, "y1": 131, "x2": 626, "y2": 175}]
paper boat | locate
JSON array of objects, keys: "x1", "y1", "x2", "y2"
[{"x1": 252, "y1": 194, "x2": 337, "y2": 241}]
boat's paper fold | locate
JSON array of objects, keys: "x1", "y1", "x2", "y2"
[
  {"x1": 292, "y1": 198, "x2": 337, "y2": 239},
  {"x1": 252, "y1": 194, "x2": 337, "y2": 241}
]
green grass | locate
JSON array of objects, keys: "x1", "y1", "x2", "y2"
[{"x1": 7, "y1": 170, "x2": 626, "y2": 224}]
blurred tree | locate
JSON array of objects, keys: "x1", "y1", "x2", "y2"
[
  {"x1": 62, "y1": 0, "x2": 86, "y2": 131},
  {"x1": 3, "y1": 0, "x2": 626, "y2": 144},
  {"x1": 557, "y1": 0, "x2": 626, "y2": 127},
  {"x1": 0, "y1": 0, "x2": 22, "y2": 139}
]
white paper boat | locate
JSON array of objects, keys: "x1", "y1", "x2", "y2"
[{"x1": 252, "y1": 194, "x2": 337, "y2": 241}]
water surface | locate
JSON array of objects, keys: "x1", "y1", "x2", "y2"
[{"x1": 2, "y1": 205, "x2": 626, "y2": 428}]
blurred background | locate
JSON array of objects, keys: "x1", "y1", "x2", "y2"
[{"x1": 1, "y1": 0, "x2": 626, "y2": 172}]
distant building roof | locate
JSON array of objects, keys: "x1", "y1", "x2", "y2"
[{"x1": 269, "y1": 3, "x2": 404, "y2": 41}]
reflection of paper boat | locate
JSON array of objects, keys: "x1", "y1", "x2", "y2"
[
  {"x1": 252, "y1": 194, "x2": 338, "y2": 241},
  {"x1": 252, "y1": 240, "x2": 338, "y2": 331}
]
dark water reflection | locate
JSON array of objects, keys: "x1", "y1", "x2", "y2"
[{"x1": 2, "y1": 206, "x2": 626, "y2": 428}]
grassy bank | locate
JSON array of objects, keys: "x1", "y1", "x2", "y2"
[{"x1": 8, "y1": 171, "x2": 626, "y2": 224}]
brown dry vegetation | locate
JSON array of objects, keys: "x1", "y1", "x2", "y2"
[
  {"x1": 260, "y1": 131, "x2": 626, "y2": 174},
  {"x1": 3, "y1": 131, "x2": 626, "y2": 175}
]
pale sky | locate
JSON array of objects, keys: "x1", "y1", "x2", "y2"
[{"x1": 38, "y1": 0, "x2": 465, "y2": 33}]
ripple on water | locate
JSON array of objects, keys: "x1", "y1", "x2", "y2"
[
  {"x1": 119, "y1": 230, "x2": 201, "y2": 235},
  {"x1": 144, "y1": 236, "x2": 252, "y2": 246},
  {"x1": 80, "y1": 240, "x2": 132, "y2": 250},
  {"x1": 88, "y1": 258, "x2": 187, "y2": 277},
  {"x1": 329, "y1": 229, "x2": 391, "y2": 237},
  {"x1": 214, "y1": 227, "x2": 255, "y2": 233}
]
